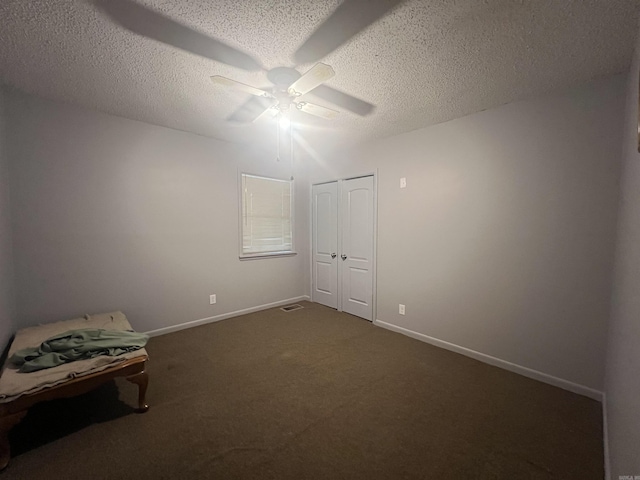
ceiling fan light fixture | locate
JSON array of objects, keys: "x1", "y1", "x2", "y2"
[{"x1": 279, "y1": 115, "x2": 291, "y2": 130}]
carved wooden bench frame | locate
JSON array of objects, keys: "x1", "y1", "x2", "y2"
[{"x1": 0, "y1": 355, "x2": 149, "y2": 470}]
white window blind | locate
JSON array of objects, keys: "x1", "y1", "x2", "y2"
[{"x1": 241, "y1": 173, "x2": 293, "y2": 256}]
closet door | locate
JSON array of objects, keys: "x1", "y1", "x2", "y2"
[
  {"x1": 312, "y1": 182, "x2": 339, "y2": 308},
  {"x1": 341, "y1": 176, "x2": 374, "y2": 321}
]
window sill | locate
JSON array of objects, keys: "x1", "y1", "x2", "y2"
[{"x1": 239, "y1": 251, "x2": 297, "y2": 261}]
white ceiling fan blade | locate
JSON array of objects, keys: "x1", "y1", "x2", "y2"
[
  {"x1": 266, "y1": 107, "x2": 279, "y2": 118},
  {"x1": 228, "y1": 96, "x2": 277, "y2": 123},
  {"x1": 308, "y1": 84, "x2": 374, "y2": 116},
  {"x1": 287, "y1": 63, "x2": 335, "y2": 97},
  {"x1": 296, "y1": 101, "x2": 339, "y2": 120},
  {"x1": 257, "y1": 106, "x2": 279, "y2": 122},
  {"x1": 211, "y1": 76, "x2": 273, "y2": 98}
]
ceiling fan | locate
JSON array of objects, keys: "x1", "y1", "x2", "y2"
[
  {"x1": 211, "y1": 62, "x2": 340, "y2": 123},
  {"x1": 95, "y1": 0, "x2": 405, "y2": 124}
]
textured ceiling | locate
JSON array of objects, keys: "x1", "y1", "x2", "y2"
[{"x1": 1, "y1": 0, "x2": 639, "y2": 151}]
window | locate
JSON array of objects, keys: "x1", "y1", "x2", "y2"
[{"x1": 240, "y1": 173, "x2": 294, "y2": 258}]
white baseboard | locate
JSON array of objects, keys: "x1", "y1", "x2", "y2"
[
  {"x1": 603, "y1": 393, "x2": 610, "y2": 480},
  {"x1": 374, "y1": 319, "x2": 603, "y2": 402},
  {"x1": 145, "y1": 295, "x2": 310, "y2": 338}
]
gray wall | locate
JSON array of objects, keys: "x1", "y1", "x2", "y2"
[
  {"x1": 6, "y1": 90, "x2": 308, "y2": 333},
  {"x1": 0, "y1": 87, "x2": 15, "y2": 349},
  {"x1": 605, "y1": 28, "x2": 640, "y2": 478},
  {"x1": 309, "y1": 75, "x2": 626, "y2": 391}
]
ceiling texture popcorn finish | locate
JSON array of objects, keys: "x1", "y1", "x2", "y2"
[{"x1": 0, "y1": 0, "x2": 638, "y2": 150}]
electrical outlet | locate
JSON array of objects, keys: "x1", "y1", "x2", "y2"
[
  {"x1": 399, "y1": 304, "x2": 405, "y2": 315},
  {"x1": 400, "y1": 177, "x2": 407, "y2": 188},
  {"x1": 209, "y1": 294, "x2": 217, "y2": 305}
]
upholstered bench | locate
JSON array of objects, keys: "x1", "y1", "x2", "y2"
[{"x1": 0, "y1": 311, "x2": 149, "y2": 469}]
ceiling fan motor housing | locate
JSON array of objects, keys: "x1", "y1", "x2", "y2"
[{"x1": 267, "y1": 67, "x2": 302, "y2": 88}]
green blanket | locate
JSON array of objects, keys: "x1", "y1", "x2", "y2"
[{"x1": 10, "y1": 328, "x2": 149, "y2": 373}]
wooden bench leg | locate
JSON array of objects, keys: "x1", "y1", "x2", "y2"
[
  {"x1": 0, "y1": 410, "x2": 27, "y2": 470},
  {"x1": 126, "y1": 371, "x2": 149, "y2": 413}
]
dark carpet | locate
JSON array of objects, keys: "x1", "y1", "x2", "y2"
[{"x1": 6, "y1": 301, "x2": 603, "y2": 479}]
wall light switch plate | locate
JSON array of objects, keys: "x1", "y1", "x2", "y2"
[
  {"x1": 400, "y1": 177, "x2": 407, "y2": 188},
  {"x1": 399, "y1": 304, "x2": 405, "y2": 315},
  {"x1": 210, "y1": 294, "x2": 217, "y2": 305}
]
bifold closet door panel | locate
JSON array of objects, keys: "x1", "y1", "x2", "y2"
[
  {"x1": 312, "y1": 182, "x2": 339, "y2": 308},
  {"x1": 341, "y1": 176, "x2": 374, "y2": 321}
]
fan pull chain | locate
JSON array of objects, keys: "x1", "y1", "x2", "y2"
[
  {"x1": 276, "y1": 114, "x2": 281, "y2": 162},
  {"x1": 290, "y1": 121, "x2": 294, "y2": 164}
]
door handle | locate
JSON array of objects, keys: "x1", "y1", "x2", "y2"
[
  {"x1": 331, "y1": 253, "x2": 336, "y2": 258},
  {"x1": 341, "y1": 254, "x2": 347, "y2": 260}
]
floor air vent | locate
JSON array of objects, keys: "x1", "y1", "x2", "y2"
[{"x1": 280, "y1": 304, "x2": 304, "y2": 312}]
